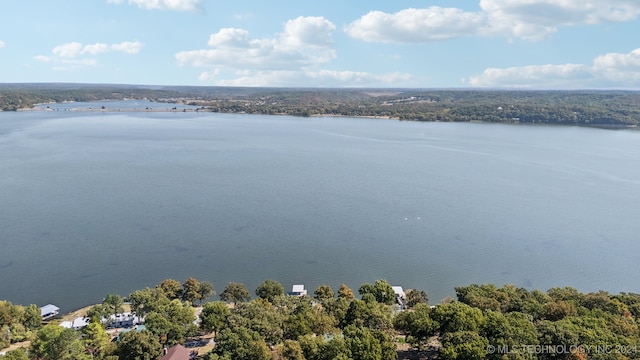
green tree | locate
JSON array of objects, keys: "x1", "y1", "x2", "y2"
[
  {"x1": 398, "y1": 303, "x2": 437, "y2": 350},
  {"x1": 323, "y1": 297, "x2": 350, "y2": 328},
  {"x1": 405, "y1": 289, "x2": 429, "y2": 308},
  {"x1": 255, "y1": 279, "x2": 284, "y2": 303},
  {"x1": 22, "y1": 304, "x2": 42, "y2": 331},
  {"x1": 482, "y1": 311, "x2": 538, "y2": 360},
  {"x1": 209, "y1": 326, "x2": 271, "y2": 360},
  {"x1": 308, "y1": 306, "x2": 338, "y2": 335},
  {"x1": 83, "y1": 321, "x2": 115, "y2": 360},
  {"x1": 144, "y1": 299, "x2": 197, "y2": 346},
  {"x1": 30, "y1": 324, "x2": 91, "y2": 360},
  {"x1": 358, "y1": 279, "x2": 396, "y2": 305},
  {"x1": 200, "y1": 301, "x2": 230, "y2": 336},
  {"x1": 430, "y1": 302, "x2": 486, "y2": 334},
  {"x1": 344, "y1": 325, "x2": 382, "y2": 360},
  {"x1": 0, "y1": 348, "x2": 29, "y2": 360},
  {"x1": 181, "y1": 277, "x2": 202, "y2": 304},
  {"x1": 547, "y1": 287, "x2": 584, "y2": 304},
  {"x1": 439, "y1": 331, "x2": 489, "y2": 360},
  {"x1": 314, "y1": 285, "x2": 335, "y2": 301},
  {"x1": 116, "y1": 330, "x2": 164, "y2": 360},
  {"x1": 103, "y1": 294, "x2": 124, "y2": 319},
  {"x1": 86, "y1": 304, "x2": 110, "y2": 322},
  {"x1": 543, "y1": 300, "x2": 577, "y2": 321},
  {"x1": 228, "y1": 299, "x2": 286, "y2": 344},
  {"x1": 220, "y1": 282, "x2": 251, "y2": 305},
  {"x1": 198, "y1": 281, "x2": 215, "y2": 304},
  {"x1": 278, "y1": 339, "x2": 305, "y2": 360},
  {"x1": 343, "y1": 299, "x2": 393, "y2": 331},
  {"x1": 156, "y1": 279, "x2": 183, "y2": 300},
  {"x1": 0, "y1": 327, "x2": 9, "y2": 353},
  {"x1": 0, "y1": 301, "x2": 23, "y2": 327},
  {"x1": 128, "y1": 288, "x2": 170, "y2": 318},
  {"x1": 299, "y1": 333, "x2": 350, "y2": 360}
]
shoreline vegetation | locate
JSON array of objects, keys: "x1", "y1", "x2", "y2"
[
  {"x1": 2, "y1": 279, "x2": 640, "y2": 360},
  {"x1": 1, "y1": 83, "x2": 639, "y2": 127}
]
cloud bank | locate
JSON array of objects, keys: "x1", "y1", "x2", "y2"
[
  {"x1": 468, "y1": 48, "x2": 640, "y2": 88},
  {"x1": 346, "y1": 0, "x2": 640, "y2": 42},
  {"x1": 35, "y1": 41, "x2": 143, "y2": 70},
  {"x1": 176, "y1": 16, "x2": 411, "y2": 86},
  {"x1": 0, "y1": 40, "x2": 4, "y2": 49}
]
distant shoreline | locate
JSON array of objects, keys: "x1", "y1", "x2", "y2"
[{"x1": 14, "y1": 105, "x2": 639, "y2": 130}]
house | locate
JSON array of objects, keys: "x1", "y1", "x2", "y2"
[
  {"x1": 161, "y1": 344, "x2": 193, "y2": 360},
  {"x1": 288, "y1": 285, "x2": 307, "y2": 297},
  {"x1": 40, "y1": 304, "x2": 60, "y2": 320},
  {"x1": 60, "y1": 317, "x2": 90, "y2": 330},
  {"x1": 105, "y1": 312, "x2": 141, "y2": 328}
]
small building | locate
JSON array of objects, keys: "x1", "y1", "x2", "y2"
[
  {"x1": 60, "y1": 317, "x2": 90, "y2": 330},
  {"x1": 392, "y1": 286, "x2": 406, "y2": 309},
  {"x1": 288, "y1": 285, "x2": 307, "y2": 297},
  {"x1": 40, "y1": 304, "x2": 60, "y2": 320},
  {"x1": 391, "y1": 286, "x2": 405, "y2": 300}
]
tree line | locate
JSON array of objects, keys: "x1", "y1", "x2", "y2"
[
  {"x1": 2, "y1": 84, "x2": 640, "y2": 126},
  {"x1": 2, "y1": 279, "x2": 640, "y2": 360}
]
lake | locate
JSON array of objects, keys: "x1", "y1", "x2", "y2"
[{"x1": 1, "y1": 102, "x2": 639, "y2": 311}]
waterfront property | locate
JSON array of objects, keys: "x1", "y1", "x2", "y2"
[{"x1": 106, "y1": 312, "x2": 142, "y2": 328}]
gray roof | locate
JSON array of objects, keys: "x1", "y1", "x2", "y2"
[{"x1": 40, "y1": 304, "x2": 60, "y2": 316}]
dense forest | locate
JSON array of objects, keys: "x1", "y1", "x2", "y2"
[
  {"x1": 1, "y1": 83, "x2": 639, "y2": 126},
  {"x1": 2, "y1": 279, "x2": 640, "y2": 360}
]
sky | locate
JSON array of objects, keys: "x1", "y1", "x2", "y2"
[{"x1": 1, "y1": 0, "x2": 640, "y2": 88}]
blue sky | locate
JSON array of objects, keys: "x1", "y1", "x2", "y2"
[{"x1": 1, "y1": 0, "x2": 640, "y2": 88}]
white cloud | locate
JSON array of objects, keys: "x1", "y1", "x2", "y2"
[
  {"x1": 198, "y1": 69, "x2": 412, "y2": 87},
  {"x1": 50, "y1": 41, "x2": 143, "y2": 58},
  {"x1": 593, "y1": 48, "x2": 640, "y2": 82},
  {"x1": 83, "y1": 43, "x2": 110, "y2": 55},
  {"x1": 480, "y1": 0, "x2": 640, "y2": 40},
  {"x1": 107, "y1": 0, "x2": 203, "y2": 12},
  {"x1": 177, "y1": 16, "x2": 412, "y2": 87},
  {"x1": 346, "y1": 7, "x2": 489, "y2": 43},
  {"x1": 177, "y1": 17, "x2": 337, "y2": 72},
  {"x1": 34, "y1": 55, "x2": 51, "y2": 62},
  {"x1": 346, "y1": 0, "x2": 640, "y2": 43},
  {"x1": 468, "y1": 48, "x2": 640, "y2": 88},
  {"x1": 468, "y1": 64, "x2": 591, "y2": 88},
  {"x1": 110, "y1": 41, "x2": 144, "y2": 54},
  {"x1": 281, "y1": 16, "x2": 336, "y2": 47},
  {"x1": 52, "y1": 58, "x2": 99, "y2": 71},
  {"x1": 52, "y1": 42, "x2": 84, "y2": 58},
  {"x1": 0, "y1": 40, "x2": 5, "y2": 49},
  {"x1": 207, "y1": 28, "x2": 251, "y2": 48},
  {"x1": 36, "y1": 41, "x2": 143, "y2": 70}
]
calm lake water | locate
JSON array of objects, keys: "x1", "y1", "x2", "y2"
[{"x1": 1, "y1": 102, "x2": 640, "y2": 311}]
